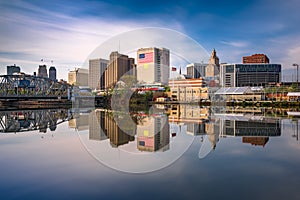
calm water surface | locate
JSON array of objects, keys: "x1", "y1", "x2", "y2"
[{"x1": 0, "y1": 106, "x2": 299, "y2": 200}]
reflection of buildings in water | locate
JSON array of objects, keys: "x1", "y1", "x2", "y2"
[
  {"x1": 0, "y1": 109, "x2": 69, "y2": 133},
  {"x1": 104, "y1": 112, "x2": 135, "y2": 147},
  {"x1": 68, "y1": 114, "x2": 89, "y2": 131},
  {"x1": 88, "y1": 110, "x2": 136, "y2": 147},
  {"x1": 205, "y1": 120, "x2": 220, "y2": 149},
  {"x1": 291, "y1": 119, "x2": 299, "y2": 141},
  {"x1": 242, "y1": 137, "x2": 269, "y2": 147},
  {"x1": 88, "y1": 111, "x2": 107, "y2": 141},
  {"x1": 168, "y1": 104, "x2": 217, "y2": 148},
  {"x1": 220, "y1": 118, "x2": 281, "y2": 137},
  {"x1": 168, "y1": 104, "x2": 209, "y2": 123},
  {"x1": 137, "y1": 115, "x2": 170, "y2": 152},
  {"x1": 186, "y1": 123, "x2": 206, "y2": 136},
  {"x1": 217, "y1": 115, "x2": 281, "y2": 147}
]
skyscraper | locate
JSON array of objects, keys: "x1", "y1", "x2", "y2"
[
  {"x1": 186, "y1": 63, "x2": 207, "y2": 78},
  {"x1": 89, "y1": 58, "x2": 109, "y2": 90},
  {"x1": 137, "y1": 47, "x2": 170, "y2": 85},
  {"x1": 7, "y1": 64, "x2": 21, "y2": 75},
  {"x1": 105, "y1": 51, "x2": 136, "y2": 89},
  {"x1": 49, "y1": 66, "x2": 57, "y2": 81},
  {"x1": 68, "y1": 68, "x2": 89, "y2": 86},
  {"x1": 38, "y1": 65, "x2": 48, "y2": 78}
]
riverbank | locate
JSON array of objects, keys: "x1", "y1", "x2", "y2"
[{"x1": 1, "y1": 99, "x2": 299, "y2": 109}]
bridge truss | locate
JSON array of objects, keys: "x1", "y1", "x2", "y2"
[{"x1": 0, "y1": 75, "x2": 69, "y2": 98}]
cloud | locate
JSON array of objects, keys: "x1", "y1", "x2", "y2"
[{"x1": 220, "y1": 40, "x2": 249, "y2": 48}]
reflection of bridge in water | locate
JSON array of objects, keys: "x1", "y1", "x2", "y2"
[{"x1": 0, "y1": 109, "x2": 73, "y2": 133}]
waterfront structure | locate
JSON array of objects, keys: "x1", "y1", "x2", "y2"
[
  {"x1": 205, "y1": 49, "x2": 220, "y2": 84},
  {"x1": 215, "y1": 87, "x2": 263, "y2": 101},
  {"x1": 68, "y1": 68, "x2": 89, "y2": 86},
  {"x1": 89, "y1": 58, "x2": 109, "y2": 90},
  {"x1": 49, "y1": 66, "x2": 57, "y2": 81},
  {"x1": 243, "y1": 54, "x2": 269, "y2": 64},
  {"x1": 186, "y1": 63, "x2": 207, "y2": 78},
  {"x1": 7, "y1": 65, "x2": 21, "y2": 75},
  {"x1": 168, "y1": 77, "x2": 208, "y2": 102},
  {"x1": 105, "y1": 52, "x2": 136, "y2": 89},
  {"x1": 137, "y1": 47, "x2": 170, "y2": 85},
  {"x1": 220, "y1": 63, "x2": 281, "y2": 87},
  {"x1": 38, "y1": 65, "x2": 48, "y2": 78}
]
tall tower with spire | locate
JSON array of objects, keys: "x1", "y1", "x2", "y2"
[
  {"x1": 209, "y1": 49, "x2": 219, "y2": 66},
  {"x1": 205, "y1": 49, "x2": 220, "y2": 86}
]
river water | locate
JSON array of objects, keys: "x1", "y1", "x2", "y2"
[{"x1": 0, "y1": 105, "x2": 299, "y2": 200}]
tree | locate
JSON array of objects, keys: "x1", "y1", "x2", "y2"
[{"x1": 120, "y1": 75, "x2": 137, "y2": 88}]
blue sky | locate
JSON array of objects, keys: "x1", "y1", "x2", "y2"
[{"x1": 1, "y1": 0, "x2": 300, "y2": 80}]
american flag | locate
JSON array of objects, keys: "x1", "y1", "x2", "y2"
[{"x1": 139, "y1": 52, "x2": 153, "y2": 64}]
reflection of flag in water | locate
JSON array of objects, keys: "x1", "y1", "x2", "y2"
[
  {"x1": 139, "y1": 52, "x2": 153, "y2": 64},
  {"x1": 172, "y1": 67, "x2": 176, "y2": 71},
  {"x1": 138, "y1": 136, "x2": 154, "y2": 147}
]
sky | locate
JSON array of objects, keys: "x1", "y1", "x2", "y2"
[{"x1": 0, "y1": 0, "x2": 300, "y2": 81}]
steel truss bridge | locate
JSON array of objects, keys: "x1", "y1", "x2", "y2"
[
  {"x1": 0, "y1": 75, "x2": 69, "y2": 99},
  {"x1": 0, "y1": 109, "x2": 75, "y2": 133}
]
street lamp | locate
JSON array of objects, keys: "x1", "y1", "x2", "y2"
[{"x1": 292, "y1": 63, "x2": 299, "y2": 89}]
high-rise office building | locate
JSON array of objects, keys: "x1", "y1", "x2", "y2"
[
  {"x1": 7, "y1": 64, "x2": 21, "y2": 75},
  {"x1": 243, "y1": 54, "x2": 270, "y2": 64},
  {"x1": 49, "y1": 66, "x2": 57, "y2": 81},
  {"x1": 68, "y1": 68, "x2": 89, "y2": 86},
  {"x1": 89, "y1": 58, "x2": 109, "y2": 90},
  {"x1": 38, "y1": 65, "x2": 48, "y2": 78},
  {"x1": 220, "y1": 63, "x2": 281, "y2": 87},
  {"x1": 186, "y1": 63, "x2": 207, "y2": 78},
  {"x1": 137, "y1": 47, "x2": 170, "y2": 85},
  {"x1": 105, "y1": 52, "x2": 136, "y2": 89}
]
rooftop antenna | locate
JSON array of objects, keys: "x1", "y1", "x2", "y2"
[{"x1": 118, "y1": 40, "x2": 120, "y2": 53}]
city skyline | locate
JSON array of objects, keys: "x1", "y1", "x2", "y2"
[{"x1": 1, "y1": 0, "x2": 300, "y2": 81}]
